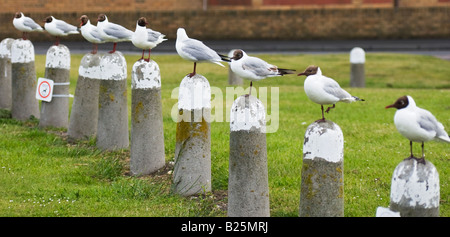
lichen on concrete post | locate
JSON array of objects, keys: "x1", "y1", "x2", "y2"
[
  {"x1": 0, "y1": 38, "x2": 14, "y2": 110},
  {"x1": 68, "y1": 53, "x2": 101, "y2": 141},
  {"x1": 11, "y1": 39, "x2": 40, "y2": 121},
  {"x1": 39, "y1": 44, "x2": 71, "y2": 128},
  {"x1": 172, "y1": 74, "x2": 211, "y2": 196},
  {"x1": 228, "y1": 95, "x2": 269, "y2": 217},
  {"x1": 389, "y1": 158, "x2": 440, "y2": 217},
  {"x1": 96, "y1": 52, "x2": 129, "y2": 150},
  {"x1": 299, "y1": 120, "x2": 344, "y2": 217},
  {"x1": 130, "y1": 59, "x2": 165, "y2": 176}
]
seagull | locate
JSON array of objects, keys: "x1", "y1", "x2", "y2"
[
  {"x1": 175, "y1": 28, "x2": 230, "y2": 77},
  {"x1": 131, "y1": 17, "x2": 167, "y2": 62},
  {"x1": 97, "y1": 14, "x2": 133, "y2": 53},
  {"x1": 12, "y1": 12, "x2": 44, "y2": 40},
  {"x1": 44, "y1": 16, "x2": 79, "y2": 46},
  {"x1": 230, "y1": 49, "x2": 295, "y2": 96},
  {"x1": 386, "y1": 95, "x2": 450, "y2": 162},
  {"x1": 79, "y1": 15, "x2": 105, "y2": 54},
  {"x1": 298, "y1": 65, "x2": 364, "y2": 122}
]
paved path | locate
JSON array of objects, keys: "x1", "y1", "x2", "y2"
[{"x1": 32, "y1": 38, "x2": 450, "y2": 59}]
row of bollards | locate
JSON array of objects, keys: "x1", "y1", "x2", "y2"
[{"x1": 0, "y1": 39, "x2": 440, "y2": 217}]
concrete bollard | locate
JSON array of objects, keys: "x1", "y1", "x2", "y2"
[
  {"x1": 39, "y1": 45, "x2": 71, "y2": 129},
  {"x1": 96, "y1": 52, "x2": 129, "y2": 150},
  {"x1": 299, "y1": 120, "x2": 344, "y2": 217},
  {"x1": 67, "y1": 53, "x2": 101, "y2": 141},
  {"x1": 130, "y1": 60, "x2": 165, "y2": 176},
  {"x1": 228, "y1": 95, "x2": 269, "y2": 217},
  {"x1": 172, "y1": 74, "x2": 211, "y2": 196},
  {"x1": 0, "y1": 38, "x2": 14, "y2": 110},
  {"x1": 11, "y1": 39, "x2": 40, "y2": 121},
  {"x1": 350, "y1": 47, "x2": 365, "y2": 88},
  {"x1": 389, "y1": 158, "x2": 440, "y2": 217},
  {"x1": 228, "y1": 49, "x2": 243, "y2": 85}
]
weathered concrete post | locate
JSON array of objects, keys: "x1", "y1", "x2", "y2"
[
  {"x1": 0, "y1": 38, "x2": 14, "y2": 110},
  {"x1": 67, "y1": 53, "x2": 101, "y2": 141},
  {"x1": 389, "y1": 158, "x2": 440, "y2": 217},
  {"x1": 299, "y1": 120, "x2": 344, "y2": 217},
  {"x1": 350, "y1": 47, "x2": 365, "y2": 88},
  {"x1": 228, "y1": 95, "x2": 269, "y2": 217},
  {"x1": 228, "y1": 49, "x2": 243, "y2": 85},
  {"x1": 96, "y1": 52, "x2": 129, "y2": 150},
  {"x1": 130, "y1": 60, "x2": 165, "y2": 176},
  {"x1": 39, "y1": 45, "x2": 71, "y2": 128},
  {"x1": 11, "y1": 39, "x2": 40, "y2": 121},
  {"x1": 172, "y1": 74, "x2": 211, "y2": 196}
]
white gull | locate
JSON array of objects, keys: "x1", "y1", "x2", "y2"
[
  {"x1": 298, "y1": 65, "x2": 364, "y2": 122},
  {"x1": 386, "y1": 95, "x2": 449, "y2": 161},
  {"x1": 79, "y1": 15, "x2": 105, "y2": 54},
  {"x1": 131, "y1": 17, "x2": 167, "y2": 62},
  {"x1": 13, "y1": 12, "x2": 43, "y2": 40},
  {"x1": 44, "y1": 16, "x2": 79, "y2": 45},
  {"x1": 97, "y1": 14, "x2": 133, "y2": 53}
]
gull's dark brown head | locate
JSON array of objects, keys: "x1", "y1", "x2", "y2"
[
  {"x1": 137, "y1": 17, "x2": 148, "y2": 27},
  {"x1": 385, "y1": 96, "x2": 409, "y2": 110},
  {"x1": 80, "y1": 15, "x2": 89, "y2": 26},
  {"x1": 14, "y1": 12, "x2": 22, "y2": 19},
  {"x1": 297, "y1": 65, "x2": 319, "y2": 76},
  {"x1": 231, "y1": 49, "x2": 244, "y2": 61},
  {"x1": 97, "y1": 14, "x2": 106, "y2": 22},
  {"x1": 44, "y1": 16, "x2": 53, "y2": 23}
]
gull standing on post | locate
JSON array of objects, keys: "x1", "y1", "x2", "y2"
[
  {"x1": 44, "y1": 16, "x2": 79, "y2": 46},
  {"x1": 13, "y1": 12, "x2": 44, "y2": 40},
  {"x1": 175, "y1": 28, "x2": 230, "y2": 77},
  {"x1": 131, "y1": 17, "x2": 167, "y2": 62},
  {"x1": 298, "y1": 65, "x2": 364, "y2": 122},
  {"x1": 230, "y1": 49, "x2": 295, "y2": 96},
  {"x1": 79, "y1": 15, "x2": 105, "y2": 54},
  {"x1": 97, "y1": 14, "x2": 133, "y2": 54},
  {"x1": 386, "y1": 95, "x2": 450, "y2": 162}
]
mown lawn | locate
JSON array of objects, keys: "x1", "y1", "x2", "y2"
[{"x1": 0, "y1": 52, "x2": 449, "y2": 217}]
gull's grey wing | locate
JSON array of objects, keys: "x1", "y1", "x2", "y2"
[
  {"x1": 55, "y1": 20, "x2": 77, "y2": 33},
  {"x1": 181, "y1": 38, "x2": 219, "y2": 61},
  {"x1": 417, "y1": 109, "x2": 440, "y2": 134},
  {"x1": 147, "y1": 29, "x2": 164, "y2": 42},
  {"x1": 23, "y1": 17, "x2": 42, "y2": 30},
  {"x1": 321, "y1": 77, "x2": 352, "y2": 100},
  {"x1": 104, "y1": 23, "x2": 133, "y2": 39},
  {"x1": 241, "y1": 57, "x2": 276, "y2": 77}
]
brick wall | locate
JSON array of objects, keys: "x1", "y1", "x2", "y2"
[{"x1": 2, "y1": 7, "x2": 449, "y2": 41}]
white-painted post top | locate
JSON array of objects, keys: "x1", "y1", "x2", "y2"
[
  {"x1": 131, "y1": 60, "x2": 161, "y2": 89},
  {"x1": 390, "y1": 159, "x2": 440, "y2": 209},
  {"x1": 230, "y1": 95, "x2": 266, "y2": 133},
  {"x1": 350, "y1": 47, "x2": 365, "y2": 64},
  {"x1": 178, "y1": 74, "x2": 211, "y2": 110},
  {"x1": 303, "y1": 121, "x2": 343, "y2": 163},
  {"x1": 11, "y1": 39, "x2": 34, "y2": 63},
  {"x1": 99, "y1": 52, "x2": 127, "y2": 80},
  {"x1": 45, "y1": 45, "x2": 71, "y2": 70},
  {"x1": 0, "y1": 38, "x2": 14, "y2": 58},
  {"x1": 78, "y1": 53, "x2": 102, "y2": 79}
]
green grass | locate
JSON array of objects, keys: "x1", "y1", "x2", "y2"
[{"x1": 0, "y1": 52, "x2": 449, "y2": 217}]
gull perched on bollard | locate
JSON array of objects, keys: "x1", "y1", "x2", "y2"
[
  {"x1": 176, "y1": 28, "x2": 230, "y2": 77},
  {"x1": 386, "y1": 95, "x2": 450, "y2": 162},
  {"x1": 44, "y1": 16, "x2": 79, "y2": 46},
  {"x1": 79, "y1": 15, "x2": 105, "y2": 54},
  {"x1": 97, "y1": 14, "x2": 133, "y2": 54},
  {"x1": 13, "y1": 12, "x2": 44, "y2": 40},
  {"x1": 131, "y1": 17, "x2": 167, "y2": 62},
  {"x1": 298, "y1": 65, "x2": 364, "y2": 122},
  {"x1": 229, "y1": 49, "x2": 295, "y2": 96}
]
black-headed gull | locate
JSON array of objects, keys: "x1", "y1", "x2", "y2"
[
  {"x1": 386, "y1": 95, "x2": 450, "y2": 162},
  {"x1": 97, "y1": 14, "x2": 133, "y2": 53},
  {"x1": 44, "y1": 16, "x2": 79, "y2": 45},
  {"x1": 131, "y1": 17, "x2": 167, "y2": 62},
  {"x1": 175, "y1": 28, "x2": 230, "y2": 77},
  {"x1": 13, "y1": 12, "x2": 44, "y2": 40},
  {"x1": 79, "y1": 15, "x2": 105, "y2": 54},
  {"x1": 230, "y1": 49, "x2": 295, "y2": 96},
  {"x1": 298, "y1": 65, "x2": 364, "y2": 122}
]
